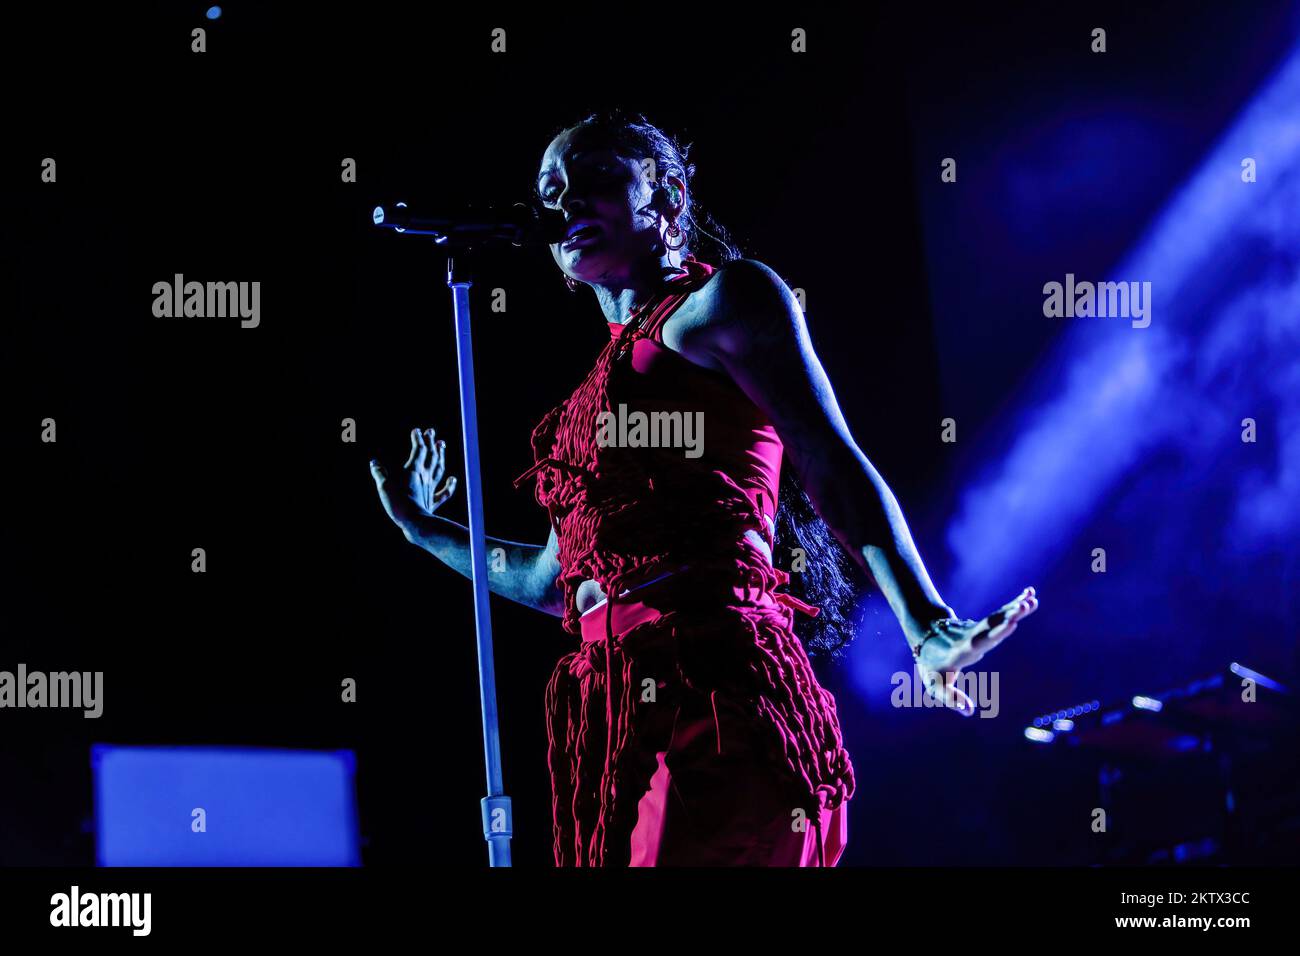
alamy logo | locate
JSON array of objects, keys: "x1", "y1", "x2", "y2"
[
  {"x1": 0, "y1": 664, "x2": 103, "y2": 718},
  {"x1": 596, "y1": 403, "x2": 704, "y2": 458},
  {"x1": 152, "y1": 274, "x2": 261, "y2": 327},
  {"x1": 1042, "y1": 273, "x2": 1151, "y2": 328},
  {"x1": 50, "y1": 886, "x2": 151, "y2": 936},
  {"x1": 891, "y1": 666, "x2": 1000, "y2": 718}
]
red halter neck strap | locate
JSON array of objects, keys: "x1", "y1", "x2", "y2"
[{"x1": 607, "y1": 256, "x2": 715, "y2": 342}]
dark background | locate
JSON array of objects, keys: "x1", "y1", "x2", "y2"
[{"x1": 3, "y1": 1, "x2": 1297, "y2": 867}]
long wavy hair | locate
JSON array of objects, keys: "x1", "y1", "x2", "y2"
[{"x1": 548, "y1": 109, "x2": 860, "y2": 657}]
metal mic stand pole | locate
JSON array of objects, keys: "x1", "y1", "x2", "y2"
[
  {"x1": 373, "y1": 202, "x2": 526, "y2": 866},
  {"x1": 444, "y1": 251, "x2": 512, "y2": 867}
]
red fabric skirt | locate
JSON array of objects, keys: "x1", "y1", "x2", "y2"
[{"x1": 561, "y1": 571, "x2": 849, "y2": 866}]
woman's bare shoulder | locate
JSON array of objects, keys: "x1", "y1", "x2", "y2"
[
  {"x1": 674, "y1": 259, "x2": 800, "y2": 356},
  {"x1": 657, "y1": 259, "x2": 794, "y2": 371}
]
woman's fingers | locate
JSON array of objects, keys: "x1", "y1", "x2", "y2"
[
  {"x1": 368, "y1": 458, "x2": 409, "y2": 527},
  {"x1": 945, "y1": 677, "x2": 975, "y2": 717},
  {"x1": 402, "y1": 427, "x2": 446, "y2": 475},
  {"x1": 433, "y1": 476, "x2": 458, "y2": 506},
  {"x1": 417, "y1": 428, "x2": 435, "y2": 471},
  {"x1": 923, "y1": 668, "x2": 975, "y2": 717},
  {"x1": 971, "y1": 587, "x2": 1039, "y2": 653},
  {"x1": 430, "y1": 437, "x2": 446, "y2": 487},
  {"x1": 368, "y1": 459, "x2": 387, "y2": 484},
  {"x1": 998, "y1": 589, "x2": 1038, "y2": 632}
]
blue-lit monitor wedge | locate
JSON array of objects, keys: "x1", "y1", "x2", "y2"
[{"x1": 92, "y1": 745, "x2": 361, "y2": 866}]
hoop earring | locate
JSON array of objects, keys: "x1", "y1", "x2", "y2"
[
  {"x1": 565, "y1": 276, "x2": 579, "y2": 292},
  {"x1": 663, "y1": 218, "x2": 687, "y2": 251}
]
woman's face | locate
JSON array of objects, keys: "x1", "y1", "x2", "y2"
[{"x1": 536, "y1": 128, "x2": 673, "y2": 286}]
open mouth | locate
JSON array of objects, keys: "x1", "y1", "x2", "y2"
[{"x1": 562, "y1": 223, "x2": 603, "y2": 248}]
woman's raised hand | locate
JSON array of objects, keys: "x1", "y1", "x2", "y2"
[{"x1": 369, "y1": 427, "x2": 459, "y2": 537}]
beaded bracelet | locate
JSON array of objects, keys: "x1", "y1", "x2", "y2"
[{"x1": 911, "y1": 617, "x2": 974, "y2": 660}]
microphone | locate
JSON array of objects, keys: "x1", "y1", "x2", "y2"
[{"x1": 372, "y1": 200, "x2": 568, "y2": 247}]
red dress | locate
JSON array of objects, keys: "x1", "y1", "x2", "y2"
[{"x1": 514, "y1": 257, "x2": 855, "y2": 866}]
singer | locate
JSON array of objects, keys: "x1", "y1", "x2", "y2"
[{"x1": 369, "y1": 110, "x2": 1039, "y2": 866}]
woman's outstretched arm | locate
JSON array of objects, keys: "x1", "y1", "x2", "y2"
[
  {"x1": 369, "y1": 427, "x2": 565, "y2": 617},
  {"x1": 689, "y1": 260, "x2": 1037, "y2": 713}
]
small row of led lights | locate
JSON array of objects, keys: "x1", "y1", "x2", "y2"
[
  {"x1": 1025, "y1": 700, "x2": 1102, "y2": 744},
  {"x1": 1031, "y1": 700, "x2": 1100, "y2": 728}
]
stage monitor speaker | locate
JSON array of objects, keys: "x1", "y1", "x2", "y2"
[{"x1": 92, "y1": 745, "x2": 361, "y2": 866}]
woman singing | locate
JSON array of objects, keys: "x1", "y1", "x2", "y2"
[{"x1": 369, "y1": 110, "x2": 1038, "y2": 867}]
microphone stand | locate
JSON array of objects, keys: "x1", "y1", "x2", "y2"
[
  {"x1": 375, "y1": 201, "x2": 513, "y2": 865},
  {"x1": 373, "y1": 199, "x2": 562, "y2": 866},
  {"x1": 444, "y1": 252, "x2": 513, "y2": 868}
]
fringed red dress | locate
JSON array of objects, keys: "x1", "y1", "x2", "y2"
[{"x1": 514, "y1": 256, "x2": 855, "y2": 866}]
